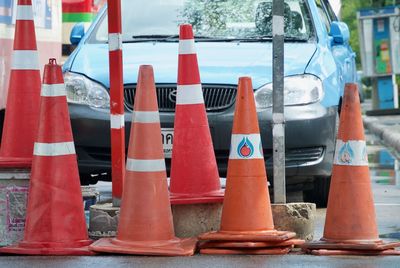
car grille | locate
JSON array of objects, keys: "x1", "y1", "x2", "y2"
[{"x1": 124, "y1": 84, "x2": 237, "y2": 112}]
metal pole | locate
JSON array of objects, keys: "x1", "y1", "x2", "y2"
[
  {"x1": 272, "y1": 0, "x2": 286, "y2": 204},
  {"x1": 107, "y1": 0, "x2": 125, "y2": 207}
]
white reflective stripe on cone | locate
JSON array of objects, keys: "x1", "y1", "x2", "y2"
[
  {"x1": 333, "y1": 139, "x2": 368, "y2": 166},
  {"x1": 178, "y1": 39, "x2": 196, "y2": 55},
  {"x1": 126, "y1": 158, "x2": 166, "y2": 172},
  {"x1": 16, "y1": 5, "x2": 34, "y2": 21},
  {"x1": 132, "y1": 111, "x2": 160, "y2": 123},
  {"x1": 110, "y1": 114, "x2": 125, "y2": 129},
  {"x1": 11, "y1": 50, "x2": 40, "y2": 70},
  {"x1": 34, "y1": 142, "x2": 76, "y2": 156},
  {"x1": 176, "y1": 84, "x2": 204, "y2": 105},
  {"x1": 229, "y1": 133, "x2": 264, "y2": 160},
  {"x1": 108, "y1": 33, "x2": 122, "y2": 51},
  {"x1": 41, "y1": 84, "x2": 66, "y2": 97}
]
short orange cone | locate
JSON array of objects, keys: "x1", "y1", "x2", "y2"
[
  {"x1": 0, "y1": 0, "x2": 41, "y2": 167},
  {"x1": 303, "y1": 83, "x2": 400, "y2": 255},
  {"x1": 198, "y1": 77, "x2": 302, "y2": 255},
  {"x1": 169, "y1": 24, "x2": 224, "y2": 204},
  {"x1": 89, "y1": 65, "x2": 197, "y2": 256},
  {"x1": 0, "y1": 59, "x2": 93, "y2": 255}
]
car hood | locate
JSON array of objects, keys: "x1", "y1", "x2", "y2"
[{"x1": 70, "y1": 41, "x2": 316, "y2": 89}]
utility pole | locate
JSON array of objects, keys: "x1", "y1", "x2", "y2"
[{"x1": 272, "y1": 0, "x2": 286, "y2": 204}]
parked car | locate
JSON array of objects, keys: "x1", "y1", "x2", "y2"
[{"x1": 62, "y1": 0, "x2": 357, "y2": 207}]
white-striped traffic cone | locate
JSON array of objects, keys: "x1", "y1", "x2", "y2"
[
  {"x1": 0, "y1": 59, "x2": 93, "y2": 255},
  {"x1": 0, "y1": 0, "x2": 41, "y2": 167}
]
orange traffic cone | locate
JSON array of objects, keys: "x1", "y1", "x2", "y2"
[
  {"x1": 0, "y1": 0, "x2": 41, "y2": 167},
  {"x1": 198, "y1": 77, "x2": 302, "y2": 255},
  {"x1": 169, "y1": 24, "x2": 224, "y2": 204},
  {"x1": 303, "y1": 83, "x2": 400, "y2": 255},
  {"x1": 89, "y1": 65, "x2": 197, "y2": 256},
  {"x1": 0, "y1": 59, "x2": 93, "y2": 255}
]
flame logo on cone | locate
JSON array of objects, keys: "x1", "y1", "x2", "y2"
[
  {"x1": 338, "y1": 142, "x2": 354, "y2": 164},
  {"x1": 237, "y1": 137, "x2": 254, "y2": 158}
]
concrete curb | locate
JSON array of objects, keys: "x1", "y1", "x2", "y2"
[{"x1": 363, "y1": 116, "x2": 400, "y2": 155}]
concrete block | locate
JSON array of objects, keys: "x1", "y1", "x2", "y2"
[
  {"x1": 89, "y1": 203, "x2": 119, "y2": 239},
  {"x1": 0, "y1": 168, "x2": 30, "y2": 246},
  {"x1": 172, "y1": 203, "x2": 223, "y2": 238},
  {"x1": 271, "y1": 202, "x2": 316, "y2": 241}
]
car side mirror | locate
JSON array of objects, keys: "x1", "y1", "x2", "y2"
[
  {"x1": 70, "y1": 23, "x2": 85, "y2": 45},
  {"x1": 329, "y1": 21, "x2": 350, "y2": 45}
]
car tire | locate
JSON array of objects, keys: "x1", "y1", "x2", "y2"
[{"x1": 305, "y1": 176, "x2": 331, "y2": 208}]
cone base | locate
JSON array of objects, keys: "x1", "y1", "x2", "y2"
[
  {"x1": 199, "y1": 230, "x2": 296, "y2": 242},
  {"x1": 89, "y1": 237, "x2": 197, "y2": 256},
  {"x1": 199, "y1": 239, "x2": 304, "y2": 249},
  {"x1": 303, "y1": 240, "x2": 400, "y2": 251},
  {"x1": 170, "y1": 189, "x2": 224, "y2": 205},
  {"x1": 200, "y1": 246, "x2": 292, "y2": 255},
  {"x1": 0, "y1": 240, "x2": 94, "y2": 256},
  {"x1": 0, "y1": 157, "x2": 32, "y2": 168},
  {"x1": 308, "y1": 249, "x2": 400, "y2": 256}
]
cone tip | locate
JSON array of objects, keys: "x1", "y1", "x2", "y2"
[{"x1": 179, "y1": 24, "x2": 194, "y2": 40}]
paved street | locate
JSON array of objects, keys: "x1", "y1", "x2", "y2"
[{"x1": 1, "y1": 129, "x2": 399, "y2": 267}]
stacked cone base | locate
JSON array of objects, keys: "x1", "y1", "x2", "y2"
[
  {"x1": 199, "y1": 230, "x2": 304, "y2": 255},
  {"x1": 0, "y1": 240, "x2": 94, "y2": 256},
  {"x1": 200, "y1": 247, "x2": 292, "y2": 255},
  {"x1": 170, "y1": 189, "x2": 225, "y2": 205},
  {"x1": 303, "y1": 240, "x2": 400, "y2": 255},
  {"x1": 89, "y1": 237, "x2": 197, "y2": 256}
]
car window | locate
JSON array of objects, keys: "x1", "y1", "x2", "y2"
[
  {"x1": 88, "y1": 0, "x2": 315, "y2": 43},
  {"x1": 315, "y1": 0, "x2": 331, "y2": 32}
]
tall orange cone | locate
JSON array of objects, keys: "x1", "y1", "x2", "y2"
[
  {"x1": 303, "y1": 83, "x2": 400, "y2": 255},
  {"x1": 0, "y1": 59, "x2": 93, "y2": 255},
  {"x1": 0, "y1": 0, "x2": 41, "y2": 167},
  {"x1": 169, "y1": 24, "x2": 224, "y2": 204},
  {"x1": 198, "y1": 77, "x2": 302, "y2": 255},
  {"x1": 89, "y1": 65, "x2": 197, "y2": 256}
]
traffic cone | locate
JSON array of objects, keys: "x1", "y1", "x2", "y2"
[
  {"x1": 0, "y1": 0, "x2": 41, "y2": 167},
  {"x1": 303, "y1": 83, "x2": 400, "y2": 255},
  {"x1": 89, "y1": 65, "x2": 197, "y2": 256},
  {"x1": 0, "y1": 59, "x2": 93, "y2": 255},
  {"x1": 169, "y1": 24, "x2": 224, "y2": 204},
  {"x1": 198, "y1": 77, "x2": 302, "y2": 255}
]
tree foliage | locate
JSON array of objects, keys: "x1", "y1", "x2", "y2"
[{"x1": 341, "y1": 0, "x2": 400, "y2": 68}]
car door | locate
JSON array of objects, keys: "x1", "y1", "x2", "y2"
[{"x1": 315, "y1": 0, "x2": 356, "y2": 94}]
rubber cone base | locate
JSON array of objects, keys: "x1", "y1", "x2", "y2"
[
  {"x1": 0, "y1": 157, "x2": 31, "y2": 168},
  {"x1": 200, "y1": 246, "x2": 292, "y2": 255},
  {"x1": 89, "y1": 237, "x2": 197, "y2": 256},
  {"x1": 199, "y1": 239, "x2": 304, "y2": 249},
  {"x1": 303, "y1": 240, "x2": 400, "y2": 251},
  {"x1": 0, "y1": 240, "x2": 94, "y2": 255},
  {"x1": 170, "y1": 189, "x2": 224, "y2": 205},
  {"x1": 199, "y1": 230, "x2": 296, "y2": 242}
]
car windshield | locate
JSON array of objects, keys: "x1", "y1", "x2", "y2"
[{"x1": 89, "y1": 0, "x2": 314, "y2": 43}]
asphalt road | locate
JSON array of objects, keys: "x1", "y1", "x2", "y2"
[{"x1": 1, "y1": 131, "x2": 400, "y2": 267}]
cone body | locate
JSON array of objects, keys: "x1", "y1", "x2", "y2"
[
  {"x1": 220, "y1": 77, "x2": 274, "y2": 232},
  {"x1": 323, "y1": 83, "x2": 379, "y2": 242},
  {"x1": 0, "y1": 0, "x2": 41, "y2": 166},
  {"x1": 89, "y1": 65, "x2": 196, "y2": 256},
  {"x1": 169, "y1": 24, "x2": 223, "y2": 204},
  {"x1": 0, "y1": 60, "x2": 92, "y2": 255}
]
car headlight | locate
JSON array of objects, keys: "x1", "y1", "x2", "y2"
[
  {"x1": 64, "y1": 72, "x2": 110, "y2": 109},
  {"x1": 254, "y1": 74, "x2": 323, "y2": 109}
]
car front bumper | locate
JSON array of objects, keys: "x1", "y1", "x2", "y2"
[{"x1": 69, "y1": 101, "x2": 337, "y2": 190}]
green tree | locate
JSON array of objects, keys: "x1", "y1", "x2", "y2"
[{"x1": 341, "y1": 0, "x2": 400, "y2": 68}]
